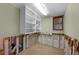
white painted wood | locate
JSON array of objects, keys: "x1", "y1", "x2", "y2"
[
  {"x1": 25, "y1": 6, "x2": 41, "y2": 33},
  {"x1": 59, "y1": 35, "x2": 65, "y2": 49},
  {"x1": 43, "y1": 35, "x2": 48, "y2": 45},
  {"x1": 38, "y1": 34, "x2": 66, "y2": 51},
  {"x1": 40, "y1": 35, "x2": 44, "y2": 44},
  {"x1": 68, "y1": 46, "x2": 71, "y2": 55},
  {"x1": 16, "y1": 37, "x2": 19, "y2": 54},
  {"x1": 23, "y1": 36, "x2": 26, "y2": 50},
  {"x1": 53, "y1": 35, "x2": 59, "y2": 48},
  {"x1": 26, "y1": 36, "x2": 29, "y2": 48},
  {"x1": 26, "y1": 34, "x2": 39, "y2": 48},
  {"x1": 64, "y1": 40, "x2": 71, "y2": 55},
  {"x1": 20, "y1": 5, "x2": 41, "y2": 34},
  {"x1": 50, "y1": 36, "x2": 53, "y2": 46},
  {"x1": 64, "y1": 40, "x2": 67, "y2": 55},
  {"x1": 41, "y1": 35, "x2": 44, "y2": 44},
  {"x1": 48, "y1": 37, "x2": 53, "y2": 46},
  {"x1": 64, "y1": 40, "x2": 68, "y2": 55},
  {"x1": 38, "y1": 34, "x2": 61, "y2": 48},
  {"x1": 38, "y1": 35, "x2": 41, "y2": 43}
]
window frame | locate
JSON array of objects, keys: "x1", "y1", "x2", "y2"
[{"x1": 53, "y1": 16, "x2": 63, "y2": 31}]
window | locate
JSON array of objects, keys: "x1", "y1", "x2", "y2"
[{"x1": 53, "y1": 16, "x2": 63, "y2": 30}]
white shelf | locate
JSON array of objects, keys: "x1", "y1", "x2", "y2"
[
  {"x1": 26, "y1": 13, "x2": 35, "y2": 21},
  {"x1": 26, "y1": 8, "x2": 36, "y2": 17},
  {"x1": 26, "y1": 20, "x2": 36, "y2": 24},
  {"x1": 20, "y1": 5, "x2": 41, "y2": 34},
  {"x1": 26, "y1": 6, "x2": 38, "y2": 16},
  {"x1": 25, "y1": 22, "x2": 35, "y2": 25},
  {"x1": 24, "y1": 28, "x2": 34, "y2": 29}
]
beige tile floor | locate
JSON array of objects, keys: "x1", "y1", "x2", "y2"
[{"x1": 19, "y1": 43, "x2": 64, "y2": 55}]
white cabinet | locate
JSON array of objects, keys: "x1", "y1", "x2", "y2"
[
  {"x1": 59, "y1": 35, "x2": 65, "y2": 49},
  {"x1": 64, "y1": 40, "x2": 71, "y2": 55},
  {"x1": 53, "y1": 35, "x2": 59, "y2": 48},
  {"x1": 48, "y1": 36, "x2": 53, "y2": 46},
  {"x1": 20, "y1": 5, "x2": 41, "y2": 34}
]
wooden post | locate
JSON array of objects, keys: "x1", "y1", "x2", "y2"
[
  {"x1": 16, "y1": 36, "x2": 19, "y2": 54},
  {"x1": 4, "y1": 37, "x2": 9, "y2": 55},
  {"x1": 26, "y1": 35, "x2": 29, "y2": 48},
  {"x1": 77, "y1": 42, "x2": 79, "y2": 55},
  {"x1": 23, "y1": 35, "x2": 26, "y2": 50},
  {"x1": 73, "y1": 39, "x2": 78, "y2": 55},
  {"x1": 64, "y1": 35, "x2": 69, "y2": 55}
]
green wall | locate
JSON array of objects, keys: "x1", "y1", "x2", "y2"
[
  {"x1": 41, "y1": 17, "x2": 52, "y2": 33},
  {"x1": 64, "y1": 4, "x2": 79, "y2": 40},
  {"x1": 41, "y1": 17, "x2": 63, "y2": 34},
  {"x1": 0, "y1": 4, "x2": 20, "y2": 37}
]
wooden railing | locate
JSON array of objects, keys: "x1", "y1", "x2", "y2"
[
  {"x1": 0, "y1": 32, "x2": 79, "y2": 55},
  {"x1": 3, "y1": 32, "x2": 40, "y2": 55},
  {"x1": 3, "y1": 35, "x2": 24, "y2": 55},
  {"x1": 38, "y1": 33, "x2": 79, "y2": 55},
  {"x1": 64, "y1": 34, "x2": 79, "y2": 55}
]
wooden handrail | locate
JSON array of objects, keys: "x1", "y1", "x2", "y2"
[
  {"x1": 64, "y1": 34, "x2": 79, "y2": 55},
  {"x1": 2, "y1": 32, "x2": 79, "y2": 55}
]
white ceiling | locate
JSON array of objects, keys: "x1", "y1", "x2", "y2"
[
  {"x1": 45, "y1": 3, "x2": 68, "y2": 16},
  {"x1": 11, "y1": 3, "x2": 68, "y2": 17}
]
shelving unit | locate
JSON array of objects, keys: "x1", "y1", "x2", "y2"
[{"x1": 20, "y1": 5, "x2": 41, "y2": 34}]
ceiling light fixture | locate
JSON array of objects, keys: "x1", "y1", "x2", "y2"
[{"x1": 33, "y1": 3, "x2": 48, "y2": 15}]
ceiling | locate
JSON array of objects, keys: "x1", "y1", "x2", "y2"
[
  {"x1": 11, "y1": 3, "x2": 68, "y2": 17},
  {"x1": 45, "y1": 3, "x2": 68, "y2": 16}
]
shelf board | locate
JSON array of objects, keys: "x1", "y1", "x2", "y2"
[
  {"x1": 26, "y1": 21, "x2": 36, "y2": 24},
  {"x1": 24, "y1": 28, "x2": 34, "y2": 29},
  {"x1": 26, "y1": 13, "x2": 41, "y2": 21},
  {"x1": 25, "y1": 22, "x2": 35, "y2": 25},
  {"x1": 26, "y1": 6, "x2": 38, "y2": 16},
  {"x1": 26, "y1": 13, "x2": 35, "y2": 19}
]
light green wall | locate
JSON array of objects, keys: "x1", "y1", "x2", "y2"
[
  {"x1": 0, "y1": 4, "x2": 20, "y2": 37},
  {"x1": 64, "y1": 4, "x2": 79, "y2": 39},
  {"x1": 41, "y1": 17, "x2": 52, "y2": 33},
  {"x1": 41, "y1": 17, "x2": 63, "y2": 33}
]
